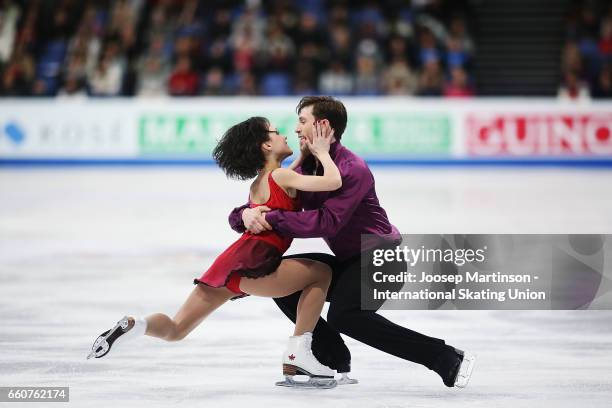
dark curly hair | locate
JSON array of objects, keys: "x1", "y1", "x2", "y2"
[{"x1": 213, "y1": 116, "x2": 271, "y2": 180}]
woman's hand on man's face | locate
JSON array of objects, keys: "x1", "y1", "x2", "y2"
[{"x1": 307, "y1": 121, "x2": 334, "y2": 157}]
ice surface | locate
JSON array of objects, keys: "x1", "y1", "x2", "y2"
[{"x1": 1, "y1": 167, "x2": 611, "y2": 407}]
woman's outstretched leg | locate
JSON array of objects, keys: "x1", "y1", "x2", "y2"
[
  {"x1": 145, "y1": 284, "x2": 235, "y2": 341},
  {"x1": 88, "y1": 284, "x2": 234, "y2": 359}
]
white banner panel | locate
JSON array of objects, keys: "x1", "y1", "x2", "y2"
[{"x1": 1, "y1": 98, "x2": 611, "y2": 162}]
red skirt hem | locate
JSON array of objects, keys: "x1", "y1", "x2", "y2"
[{"x1": 193, "y1": 236, "x2": 283, "y2": 298}]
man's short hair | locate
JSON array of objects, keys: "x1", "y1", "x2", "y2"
[{"x1": 296, "y1": 96, "x2": 348, "y2": 141}]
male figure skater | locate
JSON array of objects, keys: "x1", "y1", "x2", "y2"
[{"x1": 228, "y1": 96, "x2": 475, "y2": 387}]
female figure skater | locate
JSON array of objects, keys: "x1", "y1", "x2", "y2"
[{"x1": 87, "y1": 117, "x2": 341, "y2": 388}]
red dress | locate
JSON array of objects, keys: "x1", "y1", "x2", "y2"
[{"x1": 193, "y1": 172, "x2": 300, "y2": 298}]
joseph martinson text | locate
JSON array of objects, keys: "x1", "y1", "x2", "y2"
[{"x1": 371, "y1": 271, "x2": 547, "y2": 302}]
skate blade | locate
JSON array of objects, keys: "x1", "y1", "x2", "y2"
[
  {"x1": 454, "y1": 353, "x2": 476, "y2": 388},
  {"x1": 337, "y1": 373, "x2": 358, "y2": 385},
  {"x1": 86, "y1": 331, "x2": 110, "y2": 359},
  {"x1": 275, "y1": 376, "x2": 337, "y2": 389},
  {"x1": 86, "y1": 316, "x2": 129, "y2": 360}
]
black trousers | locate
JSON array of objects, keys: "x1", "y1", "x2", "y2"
[{"x1": 276, "y1": 253, "x2": 456, "y2": 374}]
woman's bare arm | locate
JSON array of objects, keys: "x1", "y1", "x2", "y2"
[{"x1": 273, "y1": 122, "x2": 341, "y2": 192}]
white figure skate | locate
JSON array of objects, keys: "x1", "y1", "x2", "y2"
[
  {"x1": 87, "y1": 316, "x2": 133, "y2": 359},
  {"x1": 275, "y1": 332, "x2": 337, "y2": 389},
  {"x1": 454, "y1": 352, "x2": 476, "y2": 388}
]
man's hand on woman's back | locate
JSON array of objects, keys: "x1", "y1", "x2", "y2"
[{"x1": 242, "y1": 206, "x2": 272, "y2": 234}]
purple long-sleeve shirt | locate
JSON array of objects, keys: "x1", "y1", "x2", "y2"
[{"x1": 228, "y1": 142, "x2": 401, "y2": 261}]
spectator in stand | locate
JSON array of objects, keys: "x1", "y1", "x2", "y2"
[
  {"x1": 11, "y1": 4, "x2": 37, "y2": 58},
  {"x1": 230, "y1": 4, "x2": 265, "y2": 74},
  {"x1": 319, "y1": 61, "x2": 353, "y2": 95},
  {"x1": 89, "y1": 55, "x2": 123, "y2": 96},
  {"x1": 167, "y1": 55, "x2": 198, "y2": 96},
  {"x1": 146, "y1": 3, "x2": 174, "y2": 53},
  {"x1": 444, "y1": 66, "x2": 473, "y2": 97},
  {"x1": 262, "y1": 22, "x2": 295, "y2": 72},
  {"x1": 385, "y1": 35, "x2": 410, "y2": 66},
  {"x1": 592, "y1": 64, "x2": 612, "y2": 98},
  {"x1": 97, "y1": 40, "x2": 126, "y2": 88},
  {"x1": 558, "y1": 70, "x2": 590, "y2": 101},
  {"x1": 562, "y1": 0, "x2": 612, "y2": 95},
  {"x1": 445, "y1": 35, "x2": 469, "y2": 70},
  {"x1": 136, "y1": 54, "x2": 169, "y2": 97},
  {"x1": 235, "y1": 71, "x2": 257, "y2": 96},
  {"x1": 328, "y1": 3, "x2": 350, "y2": 27},
  {"x1": 577, "y1": 2, "x2": 600, "y2": 42},
  {"x1": 204, "y1": 37, "x2": 232, "y2": 75},
  {"x1": 202, "y1": 66, "x2": 227, "y2": 95},
  {"x1": 599, "y1": 17, "x2": 612, "y2": 56},
  {"x1": 447, "y1": 16, "x2": 474, "y2": 56},
  {"x1": 0, "y1": 0, "x2": 20, "y2": 64},
  {"x1": 328, "y1": 25, "x2": 353, "y2": 69},
  {"x1": 354, "y1": 2, "x2": 385, "y2": 45},
  {"x1": 418, "y1": 59, "x2": 443, "y2": 96},
  {"x1": 0, "y1": 49, "x2": 34, "y2": 96},
  {"x1": 291, "y1": 12, "x2": 328, "y2": 89},
  {"x1": 561, "y1": 41, "x2": 583, "y2": 74},
  {"x1": 68, "y1": 23, "x2": 102, "y2": 78},
  {"x1": 1, "y1": 0, "x2": 481, "y2": 98},
  {"x1": 58, "y1": 52, "x2": 87, "y2": 97},
  {"x1": 354, "y1": 54, "x2": 380, "y2": 95},
  {"x1": 39, "y1": 6, "x2": 74, "y2": 42},
  {"x1": 173, "y1": 35, "x2": 196, "y2": 64},
  {"x1": 295, "y1": 12, "x2": 325, "y2": 48},
  {"x1": 417, "y1": 26, "x2": 442, "y2": 70},
  {"x1": 295, "y1": 40, "x2": 328, "y2": 81},
  {"x1": 64, "y1": 53, "x2": 87, "y2": 82},
  {"x1": 390, "y1": 6, "x2": 415, "y2": 40},
  {"x1": 136, "y1": 31, "x2": 171, "y2": 97},
  {"x1": 30, "y1": 78, "x2": 47, "y2": 96},
  {"x1": 57, "y1": 74, "x2": 87, "y2": 98},
  {"x1": 209, "y1": 7, "x2": 232, "y2": 39},
  {"x1": 382, "y1": 57, "x2": 418, "y2": 95},
  {"x1": 293, "y1": 62, "x2": 317, "y2": 95},
  {"x1": 265, "y1": 0, "x2": 299, "y2": 40}
]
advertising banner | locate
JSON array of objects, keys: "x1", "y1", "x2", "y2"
[
  {"x1": 1, "y1": 98, "x2": 612, "y2": 163},
  {"x1": 0, "y1": 103, "x2": 137, "y2": 158},
  {"x1": 466, "y1": 114, "x2": 612, "y2": 157},
  {"x1": 137, "y1": 111, "x2": 452, "y2": 158}
]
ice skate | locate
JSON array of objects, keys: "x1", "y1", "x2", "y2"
[
  {"x1": 275, "y1": 332, "x2": 337, "y2": 389},
  {"x1": 87, "y1": 316, "x2": 133, "y2": 359},
  {"x1": 453, "y1": 352, "x2": 476, "y2": 388}
]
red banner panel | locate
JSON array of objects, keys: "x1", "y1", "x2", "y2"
[{"x1": 466, "y1": 114, "x2": 612, "y2": 156}]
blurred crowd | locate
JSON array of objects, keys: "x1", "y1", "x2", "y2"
[
  {"x1": 559, "y1": 0, "x2": 612, "y2": 100},
  {"x1": 0, "y1": 0, "x2": 475, "y2": 98}
]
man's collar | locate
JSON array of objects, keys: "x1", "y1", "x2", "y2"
[{"x1": 329, "y1": 141, "x2": 341, "y2": 159}]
